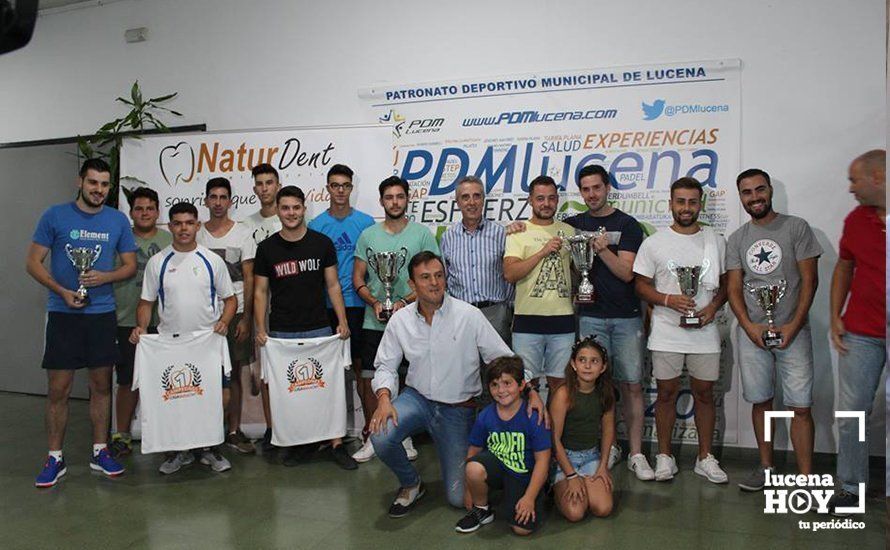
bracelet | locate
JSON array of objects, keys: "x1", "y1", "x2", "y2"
[
  {"x1": 356, "y1": 284, "x2": 368, "y2": 294},
  {"x1": 397, "y1": 298, "x2": 408, "y2": 307},
  {"x1": 663, "y1": 294, "x2": 669, "y2": 307},
  {"x1": 565, "y1": 472, "x2": 579, "y2": 480}
]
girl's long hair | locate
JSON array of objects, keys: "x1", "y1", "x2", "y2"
[{"x1": 563, "y1": 335, "x2": 616, "y2": 412}]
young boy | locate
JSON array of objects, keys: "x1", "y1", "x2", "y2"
[{"x1": 457, "y1": 357, "x2": 552, "y2": 536}]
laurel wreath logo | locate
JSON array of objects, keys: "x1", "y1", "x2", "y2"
[
  {"x1": 161, "y1": 363, "x2": 205, "y2": 401},
  {"x1": 286, "y1": 357, "x2": 325, "y2": 392}
]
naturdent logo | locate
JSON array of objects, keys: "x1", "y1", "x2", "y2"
[
  {"x1": 286, "y1": 357, "x2": 325, "y2": 392},
  {"x1": 160, "y1": 363, "x2": 204, "y2": 401},
  {"x1": 157, "y1": 138, "x2": 334, "y2": 186},
  {"x1": 642, "y1": 98, "x2": 730, "y2": 120}
]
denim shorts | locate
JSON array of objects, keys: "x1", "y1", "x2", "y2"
[
  {"x1": 578, "y1": 316, "x2": 644, "y2": 383},
  {"x1": 737, "y1": 325, "x2": 814, "y2": 407},
  {"x1": 512, "y1": 332, "x2": 574, "y2": 379},
  {"x1": 551, "y1": 447, "x2": 602, "y2": 484}
]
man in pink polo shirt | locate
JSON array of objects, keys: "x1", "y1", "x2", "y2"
[{"x1": 828, "y1": 149, "x2": 886, "y2": 515}]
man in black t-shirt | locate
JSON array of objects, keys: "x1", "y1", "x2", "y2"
[
  {"x1": 253, "y1": 185, "x2": 356, "y2": 470},
  {"x1": 564, "y1": 165, "x2": 655, "y2": 482}
]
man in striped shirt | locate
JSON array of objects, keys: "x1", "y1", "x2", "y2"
[{"x1": 440, "y1": 176, "x2": 513, "y2": 344}]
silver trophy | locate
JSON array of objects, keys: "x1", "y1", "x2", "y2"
[
  {"x1": 366, "y1": 247, "x2": 408, "y2": 322},
  {"x1": 668, "y1": 259, "x2": 711, "y2": 328},
  {"x1": 559, "y1": 227, "x2": 605, "y2": 303},
  {"x1": 65, "y1": 243, "x2": 102, "y2": 304},
  {"x1": 745, "y1": 280, "x2": 787, "y2": 348}
]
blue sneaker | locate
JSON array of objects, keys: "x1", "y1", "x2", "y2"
[
  {"x1": 90, "y1": 448, "x2": 125, "y2": 477},
  {"x1": 35, "y1": 456, "x2": 67, "y2": 488}
]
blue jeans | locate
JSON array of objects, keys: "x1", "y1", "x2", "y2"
[
  {"x1": 370, "y1": 386, "x2": 475, "y2": 508},
  {"x1": 836, "y1": 332, "x2": 886, "y2": 494},
  {"x1": 269, "y1": 327, "x2": 332, "y2": 339},
  {"x1": 512, "y1": 332, "x2": 575, "y2": 379},
  {"x1": 578, "y1": 316, "x2": 644, "y2": 383}
]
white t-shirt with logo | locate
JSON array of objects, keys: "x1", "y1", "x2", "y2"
[
  {"x1": 141, "y1": 244, "x2": 235, "y2": 334},
  {"x1": 633, "y1": 226, "x2": 726, "y2": 354},
  {"x1": 197, "y1": 223, "x2": 256, "y2": 314},
  {"x1": 133, "y1": 331, "x2": 231, "y2": 453},
  {"x1": 243, "y1": 211, "x2": 282, "y2": 247},
  {"x1": 261, "y1": 335, "x2": 351, "y2": 446}
]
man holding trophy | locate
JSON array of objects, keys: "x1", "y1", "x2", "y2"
[
  {"x1": 27, "y1": 158, "x2": 138, "y2": 487},
  {"x1": 727, "y1": 168, "x2": 821, "y2": 492},
  {"x1": 633, "y1": 177, "x2": 728, "y2": 483},
  {"x1": 352, "y1": 176, "x2": 440, "y2": 462}
]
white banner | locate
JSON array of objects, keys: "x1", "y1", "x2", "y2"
[
  {"x1": 119, "y1": 125, "x2": 393, "y2": 222},
  {"x1": 362, "y1": 59, "x2": 742, "y2": 444}
]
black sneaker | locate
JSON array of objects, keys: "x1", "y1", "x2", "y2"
[
  {"x1": 331, "y1": 444, "x2": 358, "y2": 470},
  {"x1": 455, "y1": 506, "x2": 495, "y2": 533},
  {"x1": 829, "y1": 489, "x2": 859, "y2": 516},
  {"x1": 282, "y1": 444, "x2": 313, "y2": 467},
  {"x1": 261, "y1": 428, "x2": 275, "y2": 454},
  {"x1": 388, "y1": 482, "x2": 425, "y2": 518}
]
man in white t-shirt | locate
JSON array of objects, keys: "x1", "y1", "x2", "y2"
[
  {"x1": 132, "y1": 202, "x2": 237, "y2": 474},
  {"x1": 633, "y1": 177, "x2": 729, "y2": 484},
  {"x1": 197, "y1": 177, "x2": 257, "y2": 454},
  {"x1": 243, "y1": 163, "x2": 283, "y2": 452}
]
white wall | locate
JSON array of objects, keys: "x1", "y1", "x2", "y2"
[{"x1": 0, "y1": 0, "x2": 885, "y2": 453}]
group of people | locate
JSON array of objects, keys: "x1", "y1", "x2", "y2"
[{"x1": 26, "y1": 149, "x2": 885, "y2": 534}]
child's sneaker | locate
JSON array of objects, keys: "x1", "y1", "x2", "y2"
[
  {"x1": 455, "y1": 506, "x2": 495, "y2": 533},
  {"x1": 90, "y1": 448, "x2": 125, "y2": 477},
  {"x1": 35, "y1": 456, "x2": 67, "y2": 488}
]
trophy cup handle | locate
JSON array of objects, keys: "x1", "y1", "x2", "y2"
[
  {"x1": 667, "y1": 259, "x2": 678, "y2": 277},
  {"x1": 366, "y1": 247, "x2": 377, "y2": 273},
  {"x1": 699, "y1": 258, "x2": 711, "y2": 279},
  {"x1": 65, "y1": 243, "x2": 75, "y2": 263},
  {"x1": 743, "y1": 281, "x2": 756, "y2": 295},
  {"x1": 776, "y1": 279, "x2": 787, "y2": 301},
  {"x1": 91, "y1": 244, "x2": 102, "y2": 263},
  {"x1": 397, "y1": 247, "x2": 409, "y2": 271}
]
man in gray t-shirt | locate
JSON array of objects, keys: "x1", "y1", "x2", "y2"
[{"x1": 726, "y1": 168, "x2": 822, "y2": 492}]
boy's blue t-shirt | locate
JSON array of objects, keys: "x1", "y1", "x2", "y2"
[
  {"x1": 468, "y1": 400, "x2": 552, "y2": 477},
  {"x1": 308, "y1": 209, "x2": 375, "y2": 308},
  {"x1": 32, "y1": 202, "x2": 138, "y2": 314}
]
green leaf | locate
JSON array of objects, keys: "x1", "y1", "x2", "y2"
[
  {"x1": 116, "y1": 97, "x2": 135, "y2": 106},
  {"x1": 130, "y1": 81, "x2": 141, "y2": 104},
  {"x1": 77, "y1": 139, "x2": 93, "y2": 158},
  {"x1": 149, "y1": 92, "x2": 177, "y2": 103}
]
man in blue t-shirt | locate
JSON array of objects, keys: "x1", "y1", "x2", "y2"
[
  {"x1": 26, "y1": 158, "x2": 138, "y2": 488},
  {"x1": 307, "y1": 164, "x2": 375, "y2": 445},
  {"x1": 458, "y1": 356, "x2": 551, "y2": 536},
  {"x1": 564, "y1": 165, "x2": 655, "y2": 482}
]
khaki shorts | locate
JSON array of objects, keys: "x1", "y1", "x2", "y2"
[{"x1": 651, "y1": 351, "x2": 720, "y2": 381}]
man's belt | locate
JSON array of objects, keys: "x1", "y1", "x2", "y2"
[{"x1": 471, "y1": 300, "x2": 497, "y2": 309}]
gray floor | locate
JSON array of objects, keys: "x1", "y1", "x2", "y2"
[{"x1": 1, "y1": 392, "x2": 886, "y2": 549}]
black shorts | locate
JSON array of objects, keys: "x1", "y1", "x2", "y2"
[
  {"x1": 43, "y1": 311, "x2": 119, "y2": 370},
  {"x1": 115, "y1": 325, "x2": 157, "y2": 385},
  {"x1": 360, "y1": 329, "x2": 409, "y2": 379},
  {"x1": 468, "y1": 450, "x2": 544, "y2": 533},
  {"x1": 327, "y1": 307, "x2": 364, "y2": 359}
]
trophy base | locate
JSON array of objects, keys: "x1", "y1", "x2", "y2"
[
  {"x1": 762, "y1": 331, "x2": 783, "y2": 348},
  {"x1": 679, "y1": 316, "x2": 701, "y2": 328},
  {"x1": 75, "y1": 287, "x2": 90, "y2": 306},
  {"x1": 574, "y1": 295, "x2": 595, "y2": 305}
]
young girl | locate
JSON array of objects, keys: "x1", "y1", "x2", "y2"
[{"x1": 549, "y1": 336, "x2": 616, "y2": 521}]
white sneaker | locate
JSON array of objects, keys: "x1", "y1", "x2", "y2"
[
  {"x1": 199, "y1": 448, "x2": 232, "y2": 472},
  {"x1": 403, "y1": 437, "x2": 418, "y2": 461},
  {"x1": 694, "y1": 453, "x2": 728, "y2": 484},
  {"x1": 627, "y1": 453, "x2": 655, "y2": 481},
  {"x1": 654, "y1": 453, "x2": 678, "y2": 481},
  {"x1": 352, "y1": 438, "x2": 376, "y2": 463},
  {"x1": 607, "y1": 444, "x2": 622, "y2": 469}
]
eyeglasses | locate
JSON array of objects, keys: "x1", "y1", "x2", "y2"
[{"x1": 329, "y1": 183, "x2": 353, "y2": 190}]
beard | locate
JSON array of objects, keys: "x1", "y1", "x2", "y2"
[
  {"x1": 744, "y1": 198, "x2": 772, "y2": 219},
  {"x1": 80, "y1": 189, "x2": 106, "y2": 207},
  {"x1": 672, "y1": 212, "x2": 699, "y2": 227},
  {"x1": 385, "y1": 205, "x2": 406, "y2": 220}
]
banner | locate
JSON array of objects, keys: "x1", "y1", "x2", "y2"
[
  {"x1": 362, "y1": 59, "x2": 742, "y2": 444},
  {"x1": 119, "y1": 125, "x2": 393, "y2": 222}
]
